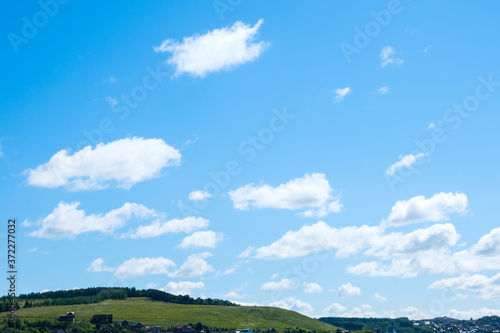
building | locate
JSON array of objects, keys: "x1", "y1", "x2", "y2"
[
  {"x1": 175, "y1": 325, "x2": 193, "y2": 333},
  {"x1": 90, "y1": 314, "x2": 114, "y2": 324},
  {"x1": 58, "y1": 312, "x2": 75, "y2": 322}
]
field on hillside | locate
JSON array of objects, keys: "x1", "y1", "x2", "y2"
[{"x1": 13, "y1": 297, "x2": 336, "y2": 332}]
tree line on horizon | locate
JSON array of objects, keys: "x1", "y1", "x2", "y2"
[{"x1": 0, "y1": 287, "x2": 238, "y2": 311}]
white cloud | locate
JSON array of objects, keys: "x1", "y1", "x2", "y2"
[
  {"x1": 255, "y1": 220, "x2": 462, "y2": 278},
  {"x1": 0, "y1": 140, "x2": 4, "y2": 158},
  {"x1": 338, "y1": 282, "x2": 361, "y2": 297},
  {"x1": 178, "y1": 230, "x2": 224, "y2": 249},
  {"x1": 29, "y1": 201, "x2": 156, "y2": 239},
  {"x1": 373, "y1": 293, "x2": 387, "y2": 302},
  {"x1": 268, "y1": 297, "x2": 313, "y2": 315},
  {"x1": 378, "y1": 86, "x2": 390, "y2": 94},
  {"x1": 348, "y1": 225, "x2": 500, "y2": 278},
  {"x1": 146, "y1": 282, "x2": 158, "y2": 289},
  {"x1": 168, "y1": 252, "x2": 214, "y2": 278},
  {"x1": 447, "y1": 308, "x2": 500, "y2": 320},
  {"x1": 223, "y1": 291, "x2": 245, "y2": 299},
  {"x1": 340, "y1": 304, "x2": 395, "y2": 318},
  {"x1": 385, "y1": 153, "x2": 426, "y2": 175},
  {"x1": 188, "y1": 190, "x2": 211, "y2": 202},
  {"x1": 254, "y1": 221, "x2": 379, "y2": 259},
  {"x1": 384, "y1": 192, "x2": 468, "y2": 226},
  {"x1": 229, "y1": 173, "x2": 342, "y2": 217},
  {"x1": 270, "y1": 273, "x2": 279, "y2": 279},
  {"x1": 429, "y1": 273, "x2": 500, "y2": 300},
  {"x1": 161, "y1": 281, "x2": 205, "y2": 296},
  {"x1": 334, "y1": 87, "x2": 351, "y2": 103},
  {"x1": 155, "y1": 19, "x2": 269, "y2": 77},
  {"x1": 223, "y1": 260, "x2": 247, "y2": 275},
  {"x1": 428, "y1": 121, "x2": 436, "y2": 129},
  {"x1": 298, "y1": 200, "x2": 343, "y2": 218},
  {"x1": 380, "y1": 46, "x2": 403, "y2": 67},
  {"x1": 452, "y1": 227, "x2": 500, "y2": 272},
  {"x1": 238, "y1": 246, "x2": 255, "y2": 258},
  {"x1": 129, "y1": 216, "x2": 209, "y2": 239},
  {"x1": 303, "y1": 282, "x2": 323, "y2": 294},
  {"x1": 115, "y1": 257, "x2": 175, "y2": 279},
  {"x1": 27, "y1": 247, "x2": 38, "y2": 253},
  {"x1": 400, "y1": 306, "x2": 432, "y2": 320},
  {"x1": 261, "y1": 278, "x2": 295, "y2": 290},
  {"x1": 87, "y1": 258, "x2": 115, "y2": 272},
  {"x1": 24, "y1": 137, "x2": 181, "y2": 190},
  {"x1": 323, "y1": 303, "x2": 347, "y2": 316}
]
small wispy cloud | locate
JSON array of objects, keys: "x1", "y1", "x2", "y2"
[
  {"x1": 378, "y1": 86, "x2": 390, "y2": 94},
  {"x1": 380, "y1": 46, "x2": 403, "y2": 67},
  {"x1": 106, "y1": 75, "x2": 117, "y2": 84},
  {"x1": 334, "y1": 87, "x2": 351, "y2": 103},
  {"x1": 385, "y1": 153, "x2": 426, "y2": 175}
]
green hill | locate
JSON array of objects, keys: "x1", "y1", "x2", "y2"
[{"x1": 14, "y1": 297, "x2": 336, "y2": 332}]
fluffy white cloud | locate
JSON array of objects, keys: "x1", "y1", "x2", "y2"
[
  {"x1": 161, "y1": 281, "x2": 205, "y2": 296},
  {"x1": 229, "y1": 173, "x2": 342, "y2": 217},
  {"x1": 168, "y1": 252, "x2": 214, "y2": 278},
  {"x1": 373, "y1": 293, "x2": 387, "y2": 302},
  {"x1": 154, "y1": 19, "x2": 269, "y2": 77},
  {"x1": 24, "y1": 137, "x2": 181, "y2": 190},
  {"x1": 87, "y1": 258, "x2": 114, "y2": 272},
  {"x1": 129, "y1": 216, "x2": 209, "y2": 239},
  {"x1": 365, "y1": 223, "x2": 460, "y2": 259},
  {"x1": 303, "y1": 282, "x2": 323, "y2": 294},
  {"x1": 223, "y1": 291, "x2": 245, "y2": 299},
  {"x1": 268, "y1": 297, "x2": 313, "y2": 315},
  {"x1": 452, "y1": 227, "x2": 500, "y2": 272},
  {"x1": 334, "y1": 87, "x2": 351, "y2": 103},
  {"x1": 380, "y1": 46, "x2": 403, "y2": 67},
  {"x1": 188, "y1": 190, "x2": 211, "y2": 202},
  {"x1": 346, "y1": 248, "x2": 457, "y2": 278},
  {"x1": 384, "y1": 192, "x2": 468, "y2": 226},
  {"x1": 338, "y1": 282, "x2": 361, "y2": 297},
  {"x1": 385, "y1": 153, "x2": 426, "y2": 175},
  {"x1": 261, "y1": 278, "x2": 295, "y2": 290},
  {"x1": 429, "y1": 273, "x2": 500, "y2": 300},
  {"x1": 254, "y1": 221, "x2": 379, "y2": 259},
  {"x1": 323, "y1": 303, "x2": 347, "y2": 316},
  {"x1": 115, "y1": 257, "x2": 175, "y2": 279},
  {"x1": 178, "y1": 230, "x2": 224, "y2": 249},
  {"x1": 29, "y1": 201, "x2": 156, "y2": 239}
]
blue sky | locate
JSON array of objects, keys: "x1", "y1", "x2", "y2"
[{"x1": 2, "y1": 0, "x2": 500, "y2": 320}]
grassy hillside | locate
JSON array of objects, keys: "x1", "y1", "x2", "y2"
[{"x1": 15, "y1": 297, "x2": 336, "y2": 332}]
